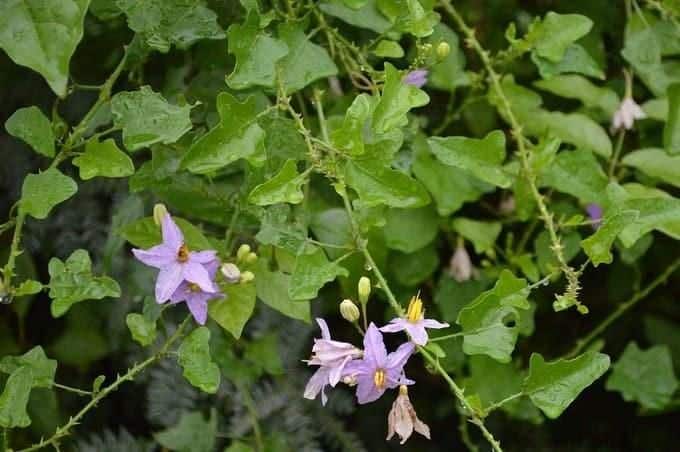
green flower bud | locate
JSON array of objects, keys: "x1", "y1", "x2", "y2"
[
  {"x1": 237, "y1": 244, "x2": 251, "y2": 262},
  {"x1": 240, "y1": 271, "x2": 255, "y2": 284},
  {"x1": 340, "y1": 299, "x2": 360, "y2": 323},
  {"x1": 358, "y1": 276, "x2": 371, "y2": 304},
  {"x1": 245, "y1": 252, "x2": 258, "y2": 264},
  {"x1": 436, "y1": 41, "x2": 451, "y2": 59},
  {"x1": 153, "y1": 203, "x2": 168, "y2": 226}
]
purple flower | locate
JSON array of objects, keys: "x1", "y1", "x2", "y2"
[
  {"x1": 586, "y1": 203, "x2": 603, "y2": 230},
  {"x1": 304, "y1": 318, "x2": 362, "y2": 405},
  {"x1": 132, "y1": 213, "x2": 217, "y2": 303},
  {"x1": 380, "y1": 295, "x2": 449, "y2": 346},
  {"x1": 169, "y1": 259, "x2": 222, "y2": 325},
  {"x1": 343, "y1": 323, "x2": 415, "y2": 404},
  {"x1": 403, "y1": 69, "x2": 428, "y2": 88}
]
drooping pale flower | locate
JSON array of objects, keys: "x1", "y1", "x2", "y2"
[
  {"x1": 586, "y1": 203, "x2": 603, "y2": 230},
  {"x1": 403, "y1": 69, "x2": 428, "y2": 88},
  {"x1": 169, "y1": 260, "x2": 222, "y2": 325},
  {"x1": 132, "y1": 213, "x2": 217, "y2": 303},
  {"x1": 343, "y1": 323, "x2": 415, "y2": 404},
  {"x1": 220, "y1": 262, "x2": 241, "y2": 283},
  {"x1": 611, "y1": 97, "x2": 646, "y2": 131},
  {"x1": 304, "y1": 318, "x2": 362, "y2": 405},
  {"x1": 449, "y1": 245, "x2": 472, "y2": 283},
  {"x1": 387, "y1": 385, "x2": 431, "y2": 444},
  {"x1": 380, "y1": 295, "x2": 449, "y2": 346}
]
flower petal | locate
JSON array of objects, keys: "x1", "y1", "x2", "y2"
[
  {"x1": 155, "y1": 263, "x2": 183, "y2": 303},
  {"x1": 316, "y1": 318, "x2": 331, "y2": 340},
  {"x1": 422, "y1": 319, "x2": 449, "y2": 329},
  {"x1": 161, "y1": 214, "x2": 183, "y2": 249},
  {"x1": 304, "y1": 367, "x2": 330, "y2": 405},
  {"x1": 328, "y1": 355, "x2": 353, "y2": 387},
  {"x1": 132, "y1": 245, "x2": 175, "y2": 268},
  {"x1": 182, "y1": 262, "x2": 216, "y2": 292},
  {"x1": 190, "y1": 250, "x2": 218, "y2": 264},
  {"x1": 386, "y1": 342, "x2": 415, "y2": 372},
  {"x1": 185, "y1": 294, "x2": 209, "y2": 325},
  {"x1": 363, "y1": 323, "x2": 388, "y2": 368},
  {"x1": 356, "y1": 374, "x2": 384, "y2": 404},
  {"x1": 379, "y1": 319, "x2": 407, "y2": 333}
]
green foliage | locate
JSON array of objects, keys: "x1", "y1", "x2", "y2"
[
  {"x1": 20, "y1": 168, "x2": 77, "y2": 219},
  {"x1": 0, "y1": 346, "x2": 56, "y2": 389},
  {"x1": 73, "y1": 138, "x2": 135, "y2": 180},
  {"x1": 248, "y1": 160, "x2": 308, "y2": 206},
  {"x1": 208, "y1": 282, "x2": 256, "y2": 339},
  {"x1": 5, "y1": 106, "x2": 55, "y2": 157},
  {"x1": 178, "y1": 327, "x2": 220, "y2": 394},
  {"x1": 0, "y1": 366, "x2": 34, "y2": 428},
  {"x1": 154, "y1": 410, "x2": 217, "y2": 452}
]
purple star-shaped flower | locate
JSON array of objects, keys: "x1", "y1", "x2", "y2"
[
  {"x1": 403, "y1": 69, "x2": 428, "y2": 88},
  {"x1": 304, "y1": 318, "x2": 362, "y2": 405},
  {"x1": 380, "y1": 295, "x2": 448, "y2": 346},
  {"x1": 586, "y1": 203, "x2": 603, "y2": 230},
  {"x1": 169, "y1": 259, "x2": 222, "y2": 325},
  {"x1": 132, "y1": 213, "x2": 217, "y2": 303},
  {"x1": 343, "y1": 323, "x2": 415, "y2": 404}
]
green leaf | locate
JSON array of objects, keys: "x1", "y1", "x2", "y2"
[
  {"x1": 383, "y1": 206, "x2": 439, "y2": 253},
  {"x1": 452, "y1": 218, "x2": 502, "y2": 254},
  {"x1": 14, "y1": 280, "x2": 43, "y2": 297},
  {"x1": 412, "y1": 136, "x2": 492, "y2": 215},
  {"x1": 277, "y1": 23, "x2": 338, "y2": 94},
  {"x1": 73, "y1": 138, "x2": 135, "y2": 180},
  {"x1": 391, "y1": 245, "x2": 439, "y2": 287},
  {"x1": 533, "y1": 12, "x2": 593, "y2": 62},
  {"x1": 244, "y1": 333, "x2": 284, "y2": 376},
  {"x1": 120, "y1": 216, "x2": 212, "y2": 250},
  {"x1": 606, "y1": 342, "x2": 678, "y2": 410},
  {"x1": 542, "y1": 149, "x2": 608, "y2": 204},
  {"x1": 428, "y1": 130, "x2": 511, "y2": 188},
  {"x1": 534, "y1": 75, "x2": 618, "y2": 115},
  {"x1": 289, "y1": 245, "x2": 348, "y2": 300},
  {"x1": 47, "y1": 249, "x2": 121, "y2": 317},
  {"x1": 181, "y1": 93, "x2": 266, "y2": 173},
  {"x1": 125, "y1": 313, "x2": 157, "y2": 347},
  {"x1": 331, "y1": 94, "x2": 372, "y2": 156},
  {"x1": 20, "y1": 168, "x2": 77, "y2": 220},
  {"x1": 226, "y1": 11, "x2": 288, "y2": 89},
  {"x1": 154, "y1": 410, "x2": 217, "y2": 452},
  {"x1": 456, "y1": 270, "x2": 530, "y2": 362},
  {"x1": 532, "y1": 44, "x2": 604, "y2": 80},
  {"x1": 665, "y1": 83, "x2": 680, "y2": 154},
  {"x1": 0, "y1": 0, "x2": 89, "y2": 96},
  {"x1": 388, "y1": 0, "x2": 439, "y2": 38},
  {"x1": 111, "y1": 86, "x2": 193, "y2": 151},
  {"x1": 0, "y1": 346, "x2": 56, "y2": 389},
  {"x1": 344, "y1": 160, "x2": 430, "y2": 208},
  {"x1": 425, "y1": 23, "x2": 468, "y2": 92},
  {"x1": 0, "y1": 366, "x2": 33, "y2": 428},
  {"x1": 372, "y1": 63, "x2": 429, "y2": 133},
  {"x1": 318, "y1": 0, "x2": 391, "y2": 33},
  {"x1": 178, "y1": 327, "x2": 220, "y2": 393},
  {"x1": 255, "y1": 260, "x2": 310, "y2": 322},
  {"x1": 523, "y1": 351, "x2": 610, "y2": 419},
  {"x1": 5, "y1": 106, "x2": 55, "y2": 157},
  {"x1": 581, "y1": 210, "x2": 639, "y2": 266},
  {"x1": 248, "y1": 160, "x2": 308, "y2": 206},
  {"x1": 373, "y1": 40, "x2": 404, "y2": 58},
  {"x1": 208, "y1": 282, "x2": 256, "y2": 339},
  {"x1": 622, "y1": 148, "x2": 680, "y2": 188},
  {"x1": 117, "y1": 0, "x2": 225, "y2": 53}
]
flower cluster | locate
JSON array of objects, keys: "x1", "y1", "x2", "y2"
[
  {"x1": 132, "y1": 209, "x2": 253, "y2": 324},
  {"x1": 304, "y1": 289, "x2": 448, "y2": 444}
]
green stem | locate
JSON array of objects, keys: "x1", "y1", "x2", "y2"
[
  {"x1": 1, "y1": 210, "x2": 26, "y2": 292},
  {"x1": 429, "y1": 332, "x2": 465, "y2": 343},
  {"x1": 483, "y1": 392, "x2": 523, "y2": 414},
  {"x1": 53, "y1": 383, "x2": 93, "y2": 397},
  {"x1": 238, "y1": 384, "x2": 264, "y2": 452},
  {"x1": 18, "y1": 316, "x2": 192, "y2": 452},
  {"x1": 1, "y1": 429, "x2": 8, "y2": 452},
  {"x1": 567, "y1": 257, "x2": 680, "y2": 358},
  {"x1": 608, "y1": 130, "x2": 626, "y2": 180}
]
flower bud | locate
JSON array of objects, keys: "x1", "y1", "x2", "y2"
[
  {"x1": 449, "y1": 245, "x2": 472, "y2": 282},
  {"x1": 339, "y1": 299, "x2": 361, "y2": 323},
  {"x1": 358, "y1": 276, "x2": 371, "y2": 304},
  {"x1": 236, "y1": 244, "x2": 251, "y2": 262},
  {"x1": 240, "y1": 271, "x2": 255, "y2": 284},
  {"x1": 245, "y1": 252, "x2": 258, "y2": 264},
  {"x1": 153, "y1": 203, "x2": 168, "y2": 226},
  {"x1": 220, "y1": 263, "x2": 241, "y2": 283},
  {"x1": 436, "y1": 41, "x2": 451, "y2": 59}
]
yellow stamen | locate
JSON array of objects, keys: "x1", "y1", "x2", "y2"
[
  {"x1": 374, "y1": 369, "x2": 386, "y2": 389},
  {"x1": 188, "y1": 283, "x2": 201, "y2": 293},
  {"x1": 406, "y1": 294, "x2": 423, "y2": 323},
  {"x1": 177, "y1": 244, "x2": 190, "y2": 263}
]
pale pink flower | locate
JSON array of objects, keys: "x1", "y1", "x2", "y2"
[
  {"x1": 612, "y1": 97, "x2": 646, "y2": 131},
  {"x1": 449, "y1": 245, "x2": 472, "y2": 282},
  {"x1": 387, "y1": 385, "x2": 431, "y2": 444}
]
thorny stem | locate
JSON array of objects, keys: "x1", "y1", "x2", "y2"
[
  {"x1": 17, "y1": 316, "x2": 192, "y2": 452},
  {"x1": 338, "y1": 189, "x2": 503, "y2": 452},
  {"x1": 53, "y1": 383, "x2": 93, "y2": 397},
  {"x1": 1, "y1": 44, "x2": 130, "y2": 294},
  {"x1": 608, "y1": 130, "x2": 626, "y2": 180},
  {"x1": 438, "y1": 0, "x2": 584, "y2": 313},
  {"x1": 567, "y1": 257, "x2": 680, "y2": 358}
]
